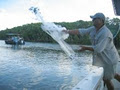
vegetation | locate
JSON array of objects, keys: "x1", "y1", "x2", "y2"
[{"x1": 0, "y1": 18, "x2": 120, "y2": 47}]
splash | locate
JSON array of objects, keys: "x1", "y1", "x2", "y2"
[{"x1": 29, "y1": 7, "x2": 75, "y2": 58}]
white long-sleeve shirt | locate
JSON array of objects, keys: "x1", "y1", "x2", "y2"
[{"x1": 79, "y1": 25, "x2": 120, "y2": 67}]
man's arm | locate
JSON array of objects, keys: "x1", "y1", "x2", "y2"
[
  {"x1": 79, "y1": 46, "x2": 94, "y2": 52},
  {"x1": 63, "y1": 29, "x2": 80, "y2": 35},
  {"x1": 63, "y1": 26, "x2": 94, "y2": 36}
]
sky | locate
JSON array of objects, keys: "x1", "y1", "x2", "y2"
[{"x1": 0, "y1": 0, "x2": 120, "y2": 30}]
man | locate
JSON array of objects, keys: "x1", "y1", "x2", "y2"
[{"x1": 63, "y1": 13, "x2": 120, "y2": 90}]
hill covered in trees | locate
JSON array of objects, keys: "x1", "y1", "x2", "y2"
[{"x1": 0, "y1": 18, "x2": 120, "y2": 47}]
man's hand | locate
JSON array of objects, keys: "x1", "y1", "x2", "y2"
[
  {"x1": 79, "y1": 46, "x2": 87, "y2": 51},
  {"x1": 62, "y1": 30, "x2": 68, "y2": 34},
  {"x1": 79, "y1": 45, "x2": 94, "y2": 52},
  {"x1": 62, "y1": 29, "x2": 80, "y2": 35}
]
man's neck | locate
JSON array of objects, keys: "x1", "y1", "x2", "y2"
[{"x1": 96, "y1": 24, "x2": 104, "y2": 31}]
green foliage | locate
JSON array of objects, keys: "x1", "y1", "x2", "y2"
[{"x1": 0, "y1": 18, "x2": 120, "y2": 47}]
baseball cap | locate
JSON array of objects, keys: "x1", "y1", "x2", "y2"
[{"x1": 90, "y1": 13, "x2": 105, "y2": 21}]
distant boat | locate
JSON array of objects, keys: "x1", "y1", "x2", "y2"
[{"x1": 5, "y1": 33, "x2": 25, "y2": 45}]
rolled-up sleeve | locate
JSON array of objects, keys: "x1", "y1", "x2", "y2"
[
  {"x1": 92, "y1": 37, "x2": 111, "y2": 53},
  {"x1": 78, "y1": 26, "x2": 94, "y2": 36}
]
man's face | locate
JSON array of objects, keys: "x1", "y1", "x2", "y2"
[{"x1": 92, "y1": 18, "x2": 103, "y2": 27}]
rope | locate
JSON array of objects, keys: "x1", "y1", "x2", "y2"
[{"x1": 113, "y1": 23, "x2": 120, "y2": 39}]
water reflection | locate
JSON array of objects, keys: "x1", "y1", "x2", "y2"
[{"x1": 0, "y1": 40, "x2": 93, "y2": 90}]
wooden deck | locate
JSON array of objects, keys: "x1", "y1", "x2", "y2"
[{"x1": 104, "y1": 62, "x2": 120, "y2": 90}]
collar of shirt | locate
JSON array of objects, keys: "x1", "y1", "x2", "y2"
[{"x1": 95, "y1": 25, "x2": 105, "y2": 34}]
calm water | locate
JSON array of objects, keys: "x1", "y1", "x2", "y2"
[{"x1": 0, "y1": 40, "x2": 94, "y2": 90}]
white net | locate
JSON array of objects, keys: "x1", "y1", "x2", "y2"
[{"x1": 29, "y1": 7, "x2": 75, "y2": 58}]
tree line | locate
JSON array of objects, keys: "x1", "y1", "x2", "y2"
[{"x1": 0, "y1": 17, "x2": 120, "y2": 47}]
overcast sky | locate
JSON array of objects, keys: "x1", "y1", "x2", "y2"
[{"x1": 0, "y1": 0, "x2": 119, "y2": 30}]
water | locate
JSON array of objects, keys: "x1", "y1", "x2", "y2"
[{"x1": 0, "y1": 40, "x2": 94, "y2": 90}]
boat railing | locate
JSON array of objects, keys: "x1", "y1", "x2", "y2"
[{"x1": 72, "y1": 67, "x2": 104, "y2": 90}]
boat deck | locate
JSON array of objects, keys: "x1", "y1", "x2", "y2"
[{"x1": 104, "y1": 61, "x2": 120, "y2": 90}]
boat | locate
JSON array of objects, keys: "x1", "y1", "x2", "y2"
[{"x1": 5, "y1": 33, "x2": 25, "y2": 45}]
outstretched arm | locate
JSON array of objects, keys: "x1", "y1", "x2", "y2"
[{"x1": 63, "y1": 29, "x2": 80, "y2": 35}]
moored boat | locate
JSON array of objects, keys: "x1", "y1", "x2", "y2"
[{"x1": 5, "y1": 33, "x2": 25, "y2": 45}]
